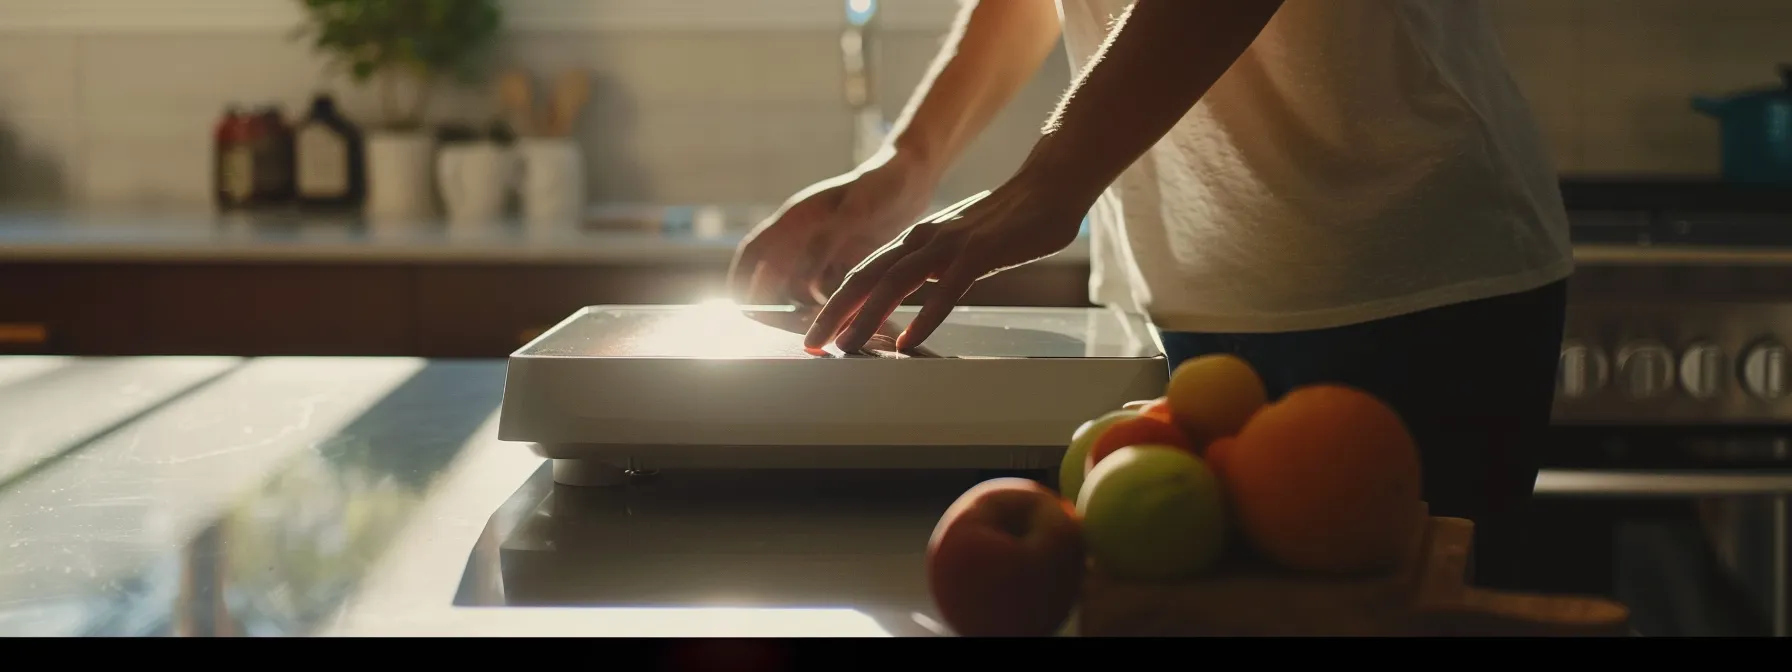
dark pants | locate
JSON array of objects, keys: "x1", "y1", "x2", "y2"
[{"x1": 1160, "y1": 280, "x2": 1568, "y2": 590}]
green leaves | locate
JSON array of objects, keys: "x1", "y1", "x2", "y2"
[
  {"x1": 293, "y1": 0, "x2": 503, "y2": 128},
  {"x1": 296, "y1": 0, "x2": 503, "y2": 79}
]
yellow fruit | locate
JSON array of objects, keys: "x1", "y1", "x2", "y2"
[{"x1": 1165, "y1": 354, "x2": 1268, "y2": 446}]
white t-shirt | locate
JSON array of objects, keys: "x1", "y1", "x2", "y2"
[{"x1": 1056, "y1": 0, "x2": 1574, "y2": 333}]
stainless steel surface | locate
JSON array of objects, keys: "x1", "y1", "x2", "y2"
[
  {"x1": 1772, "y1": 442, "x2": 1788, "y2": 639},
  {"x1": 1537, "y1": 468, "x2": 1792, "y2": 637},
  {"x1": 1680, "y1": 342, "x2": 1728, "y2": 400},
  {"x1": 1777, "y1": 495, "x2": 1789, "y2": 637},
  {"x1": 1552, "y1": 221, "x2": 1792, "y2": 635},
  {"x1": 1573, "y1": 247, "x2": 1792, "y2": 266},
  {"x1": 1616, "y1": 340, "x2": 1676, "y2": 400},
  {"x1": 0, "y1": 356, "x2": 951, "y2": 636},
  {"x1": 1535, "y1": 469, "x2": 1792, "y2": 497},
  {"x1": 1552, "y1": 303, "x2": 1792, "y2": 424},
  {"x1": 1742, "y1": 340, "x2": 1790, "y2": 401},
  {"x1": 1556, "y1": 338, "x2": 1610, "y2": 400}
]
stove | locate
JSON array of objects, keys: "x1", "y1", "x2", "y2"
[
  {"x1": 1537, "y1": 195, "x2": 1792, "y2": 637},
  {"x1": 1554, "y1": 209, "x2": 1792, "y2": 427}
]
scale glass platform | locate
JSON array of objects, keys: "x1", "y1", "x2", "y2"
[{"x1": 497, "y1": 303, "x2": 1166, "y2": 485}]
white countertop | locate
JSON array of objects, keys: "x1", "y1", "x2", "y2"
[
  {"x1": 6, "y1": 209, "x2": 1792, "y2": 268},
  {"x1": 0, "y1": 356, "x2": 967, "y2": 637},
  {"x1": 3, "y1": 355, "x2": 1788, "y2": 637},
  {"x1": 0, "y1": 209, "x2": 1095, "y2": 266}
]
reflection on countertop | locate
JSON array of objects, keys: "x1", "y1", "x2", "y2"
[
  {"x1": 0, "y1": 357, "x2": 518, "y2": 636},
  {"x1": 0, "y1": 355, "x2": 977, "y2": 637},
  {"x1": 467, "y1": 467, "x2": 967, "y2": 637}
]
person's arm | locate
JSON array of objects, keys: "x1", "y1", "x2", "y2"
[
  {"x1": 884, "y1": 0, "x2": 1064, "y2": 182},
  {"x1": 1012, "y1": 0, "x2": 1285, "y2": 207}
]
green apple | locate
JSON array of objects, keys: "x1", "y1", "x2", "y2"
[
  {"x1": 1076, "y1": 445, "x2": 1227, "y2": 581},
  {"x1": 1060, "y1": 410, "x2": 1141, "y2": 504}
]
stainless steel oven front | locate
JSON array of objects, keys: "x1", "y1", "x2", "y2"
[{"x1": 1538, "y1": 258, "x2": 1792, "y2": 637}]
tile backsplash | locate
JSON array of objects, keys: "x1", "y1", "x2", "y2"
[{"x1": 0, "y1": 0, "x2": 1787, "y2": 211}]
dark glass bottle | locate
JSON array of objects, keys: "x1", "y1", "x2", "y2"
[
  {"x1": 292, "y1": 93, "x2": 366, "y2": 210},
  {"x1": 214, "y1": 105, "x2": 254, "y2": 210},
  {"x1": 252, "y1": 105, "x2": 296, "y2": 205}
]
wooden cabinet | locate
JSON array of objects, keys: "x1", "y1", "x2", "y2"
[
  {"x1": 142, "y1": 265, "x2": 416, "y2": 356},
  {"x1": 0, "y1": 260, "x2": 1094, "y2": 358},
  {"x1": 414, "y1": 265, "x2": 727, "y2": 357},
  {"x1": 0, "y1": 264, "x2": 155, "y2": 355}
]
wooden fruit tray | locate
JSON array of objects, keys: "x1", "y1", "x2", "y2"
[{"x1": 1077, "y1": 506, "x2": 1632, "y2": 637}]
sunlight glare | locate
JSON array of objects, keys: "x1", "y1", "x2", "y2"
[{"x1": 636, "y1": 301, "x2": 811, "y2": 358}]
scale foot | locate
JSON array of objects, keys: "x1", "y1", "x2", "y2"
[{"x1": 552, "y1": 459, "x2": 629, "y2": 487}]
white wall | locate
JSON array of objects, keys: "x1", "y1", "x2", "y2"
[{"x1": 0, "y1": 0, "x2": 1786, "y2": 211}]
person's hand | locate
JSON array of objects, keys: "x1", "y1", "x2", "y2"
[
  {"x1": 803, "y1": 179, "x2": 1087, "y2": 353},
  {"x1": 728, "y1": 149, "x2": 939, "y2": 307}
]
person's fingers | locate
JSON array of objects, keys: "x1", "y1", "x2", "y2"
[
  {"x1": 809, "y1": 240, "x2": 860, "y2": 305},
  {"x1": 743, "y1": 260, "x2": 787, "y2": 306},
  {"x1": 836, "y1": 251, "x2": 939, "y2": 352},
  {"x1": 896, "y1": 262, "x2": 979, "y2": 351},
  {"x1": 726, "y1": 242, "x2": 762, "y2": 300},
  {"x1": 804, "y1": 245, "x2": 911, "y2": 349}
]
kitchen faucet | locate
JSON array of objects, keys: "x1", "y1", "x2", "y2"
[{"x1": 842, "y1": 0, "x2": 888, "y2": 166}]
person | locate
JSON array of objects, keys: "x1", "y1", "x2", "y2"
[{"x1": 729, "y1": 0, "x2": 1571, "y2": 590}]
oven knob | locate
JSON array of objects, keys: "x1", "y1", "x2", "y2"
[
  {"x1": 1557, "y1": 339, "x2": 1610, "y2": 399},
  {"x1": 1678, "y1": 342, "x2": 1727, "y2": 400},
  {"x1": 1616, "y1": 340, "x2": 1676, "y2": 399},
  {"x1": 1739, "y1": 340, "x2": 1790, "y2": 401}
]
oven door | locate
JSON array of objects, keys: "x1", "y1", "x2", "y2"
[{"x1": 1532, "y1": 465, "x2": 1792, "y2": 637}]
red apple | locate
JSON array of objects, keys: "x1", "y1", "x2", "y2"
[{"x1": 926, "y1": 478, "x2": 1086, "y2": 637}]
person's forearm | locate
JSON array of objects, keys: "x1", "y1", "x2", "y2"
[
  {"x1": 1016, "y1": 0, "x2": 1284, "y2": 207},
  {"x1": 886, "y1": 0, "x2": 1063, "y2": 180}
]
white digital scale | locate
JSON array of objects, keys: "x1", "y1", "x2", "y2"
[{"x1": 497, "y1": 303, "x2": 1167, "y2": 486}]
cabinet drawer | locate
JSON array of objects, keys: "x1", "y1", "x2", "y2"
[
  {"x1": 142, "y1": 265, "x2": 416, "y2": 356},
  {"x1": 0, "y1": 264, "x2": 156, "y2": 355},
  {"x1": 415, "y1": 265, "x2": 727, "y2": 357}
]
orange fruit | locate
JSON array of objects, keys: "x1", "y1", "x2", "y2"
[
  {"x1": 1223, "y1": 384, "x2": 1423, "y2": 576},
  {"x1": 1166, "y1": 355, "x2": 1268, "y2": 446},
  {"x1": 1083, "y1": 415, "x2": 1194, "y2": 473},
  {"x1": 1137, "y1": 397, "x2": 1177, "y2": 425},
  {"x1": 1203, "y1": 436, "x2": 1240, "y2": 486}
]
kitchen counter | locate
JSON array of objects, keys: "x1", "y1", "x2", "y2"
[
  {"x1": 0, "y1": 210, "x2": 1095, "y2": 266},
  {"x1": 6, "y1": 206, "x2": 1792, "y2": 360},
  {"x1": 5, "y1": 209, "x2": 1792, "y2": 267},
  {"x1": 0, "y1": 210, "x2": 1096, "y2": 358},
  {"x1": 0, "y1": 355, "x2": 969, "y2": 637},
  {"x1": 3, "y1": 355, "x2": 1787, "y2": 637}
]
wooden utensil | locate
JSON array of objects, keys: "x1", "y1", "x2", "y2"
[
  {"x1": 1078, "y1": 504, "x2": 1633, "y2": 637},
  {"x1": 497, "y1": 69, "x2": 537, "y2": 136},
  {"x1": 548, "y1": 68, "x2": 591, "y2": 137}
]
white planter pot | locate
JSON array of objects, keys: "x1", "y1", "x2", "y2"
[
  {"x1": 437, "y1": 141, "x2": 519, "y2": 231},
  {"x1": 516, "y1": 137, "x2": 586, "y2": 235},
  {"x1": 365, "y1": 131, "x2": 437, "y2": 224}
]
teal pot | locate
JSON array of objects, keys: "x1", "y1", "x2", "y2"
[{"x1": 1692, "y1": 65, "x2": 1792, "y2": 184}]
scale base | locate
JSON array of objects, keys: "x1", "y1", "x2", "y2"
[{"x1": 529, "y1": 443, "x2": 1061, "y2": 487}]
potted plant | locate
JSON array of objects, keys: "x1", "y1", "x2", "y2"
[{"x1": 295, "y1": 0, "x2": 503, "y2": 222}]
